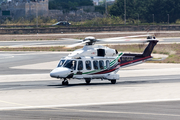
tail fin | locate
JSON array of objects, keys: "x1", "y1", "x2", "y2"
[{"x1": 143, "y1": 39, "x2": 158, "y2": 57}]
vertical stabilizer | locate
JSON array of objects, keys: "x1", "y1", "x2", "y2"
[{"x1": 143, "y1": 40, "x2": 158, "y2": 57}]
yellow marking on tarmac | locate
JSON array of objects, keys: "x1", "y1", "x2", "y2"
[{"x1": 0, "y1": 100, "x2": 32, "y2": 107}]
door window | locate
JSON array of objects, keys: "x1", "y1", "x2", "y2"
[
  {"x1": 78, "y1": 61, "x2": 83, "y2": 70},
  {"x1": 93, "y1": 60, "x2": 99, "y2": 70},
  {"x1": 86, "y1": 60, "x2": 92, "y2": 70},
  {"x1": 106, "y1": 60, "x2": 110, "y2": 68},
  {"x1": 99, "y1": 60, "x2": 104, "y2": 70}
]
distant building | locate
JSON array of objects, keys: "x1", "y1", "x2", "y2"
[
  {"x1": 93, "y1": 0, "x2": 115, "y2": 6},
  {"x1": 0, "y1": 0, "x2": 48, "y2": 19},
  {"x1": 93, "y1": 0, "x2": 99, "y2": 6},
  {"x1": 0, "y1": 0, "x2": 104, "y2": 22}
]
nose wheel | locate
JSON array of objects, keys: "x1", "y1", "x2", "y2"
[{"x1": 62, "y1": 78, "x2": 69, "y2": 85}]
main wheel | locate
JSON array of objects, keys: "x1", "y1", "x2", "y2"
[
  {"x1": 65, "y1": 81, "x2": 69, "y2": 85},
  {"x1": 111, "y1": 80, "x2": 116, "y2": 84},
  {"x1": 85, "y1": 78, "x2": 91, "y2": 84}
]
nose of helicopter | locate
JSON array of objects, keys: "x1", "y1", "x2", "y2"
[{"x1": 50, "y1": 67, "x2": 71, "y2": 78}]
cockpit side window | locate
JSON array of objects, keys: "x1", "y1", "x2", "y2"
[
  {"x1": 93, "y1": 60, "x2": 99, "y2": 70},
  {"x1": 57, "y1": 60, "x2": 65, "y2": 67},
  {"x1": 63, "y1": 60, "x2": 73, "y2": 69},
  {"x1": 86, "y1": 60, "x2": 92, "y2": 70},
  {"x1": 63, "y1": 60, "x2": 76, "y2": 69},
  {"x1": 99, "y1": 60, "x2": 104, "y2": 70},
  {"x1": 78, "y1": 61, "x2": 83, "y2": 70}
]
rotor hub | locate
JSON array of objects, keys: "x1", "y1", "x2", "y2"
[{"x1": 84, "y1": 36, "x2": 97, "y2": 45}]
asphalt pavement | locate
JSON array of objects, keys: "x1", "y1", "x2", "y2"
[
  {"x1": 1, "y1": 101, "x2": 180, "y2": 120},
  {"x1": 0, "y1": 52, "x2": 180, "y2": 120}
]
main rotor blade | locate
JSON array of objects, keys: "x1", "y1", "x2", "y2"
[
  {"x1": 65, "y1": 42, "x2": 84, "y2": 48},
  {"x1": 65, "y1": 40, "x2": 90, "y2": 48},
  {"x1": 59, "y1": 38, "x2": 82, "y2": 42},
  {"x1": 99, "y1": 38, "x2": 147, "y2": 42},
  {"x1": 102, "y1": 35, "x2": 150, "y2": 41}
]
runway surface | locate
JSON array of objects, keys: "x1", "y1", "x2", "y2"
[
  {"x1": 0, "y1": 31, "x2": 180, "y2": 47},
  {"x1": 0, "y1": 52, "x2": 180, "y2": 120},
  {"x1": 1, "y1": 101, "x2": 180, "y2": 120}
]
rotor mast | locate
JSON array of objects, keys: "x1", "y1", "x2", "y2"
[{"x1": 84, "y1": 37, "x2": 97, "y2": 46}]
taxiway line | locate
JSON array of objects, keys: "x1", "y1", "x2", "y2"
[
  {"x1": 52, "y1": 108, "x2": 180, "y2": 117},
  {"x1": 0, "y1": 72, "x2": 180, "y2": 83},
  {"x1": 1, "y1": 99, "x2": 180, "y2": 111}
]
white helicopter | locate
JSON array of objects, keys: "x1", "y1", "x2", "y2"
[{"x1": 50, "y1": 35, "x2": 159, "y2": 85}]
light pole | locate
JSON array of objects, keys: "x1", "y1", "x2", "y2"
[
  {"x1": 167, "y1": 14, "x2": 169, "y2": 24},
  {"x1": 124, "y1": 0, "x2": 126, "y2": 25},
  {"x1": 36, "y1": 1, "x2": 38, "y2": 28},
  {"x1": 152, "y1": 14, "x2": 154, "y2": 25},
  {"x1": 138, "y1": 14, "x2": 139, "y2": 26},
  {"x1": 105, "y1": 0, "x2": 108, "y2": 17}
]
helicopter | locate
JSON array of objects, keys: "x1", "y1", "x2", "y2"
[{"x1": 50, "y1": 35, "x2": 159, "y2": 85}]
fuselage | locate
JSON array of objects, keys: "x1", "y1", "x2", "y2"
[
  {"x1": 50, "y1": 45, "x2": 121, "y2": 80},
  {"x1": 50, "y1": 44, "x2": 153, "y2": 80},
  {"x1": 50, "y1": 54, "x2": 122, "y2": 80},
  {"x1": 50, "y1": 36, "x2": 158, "y2": 85}
]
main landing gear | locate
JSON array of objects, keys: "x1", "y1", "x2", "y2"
[
  {"x1": 62, "y1": 78, "x2": 69, "y2": 85},
  {"x1": 111, "y1": 79, "x2": 116, "y2": 84},
  {"x1": 85, "y1": 78, "x2": 91, "y2": 84}
]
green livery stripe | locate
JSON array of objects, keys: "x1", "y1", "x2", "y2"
[{"x1": 110, "y1": 53, "x2": 123, "y2": 66}]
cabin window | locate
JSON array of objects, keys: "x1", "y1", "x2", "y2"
[
  {"x1": 78, "y1": 61, "x2": 83, "y2": 70},
  {"x1": 106, "y1": 60, "x2": 110, "y2": 68},
  {"x1": 93, "y1": 60, "x2": 99, "y2": 70},
  {"x1": 86, "y1": 60, "x2": 92, "y2": 70},
  {"x1": 99, "y1": 60, "x2": 104, "y2": 69},
  {"x1": 57, "y1": 60, "x2": 65, "y2": 67}
]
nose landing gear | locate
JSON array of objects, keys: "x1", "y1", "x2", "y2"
[{"x1": 62, "y1": 78, "x2": 69, "y2": 85}]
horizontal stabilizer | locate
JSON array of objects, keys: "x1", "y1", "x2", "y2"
[{"x1": 147, "y1": 57, "x2": 167, "y2": 61}]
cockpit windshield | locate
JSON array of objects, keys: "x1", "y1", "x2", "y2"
[
  {"x1": 57, "y1": 60, "x2": 65, "y2": 67},
  {"x1": 63, "y1": 60, "x2": 77, "y2": 69}
]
